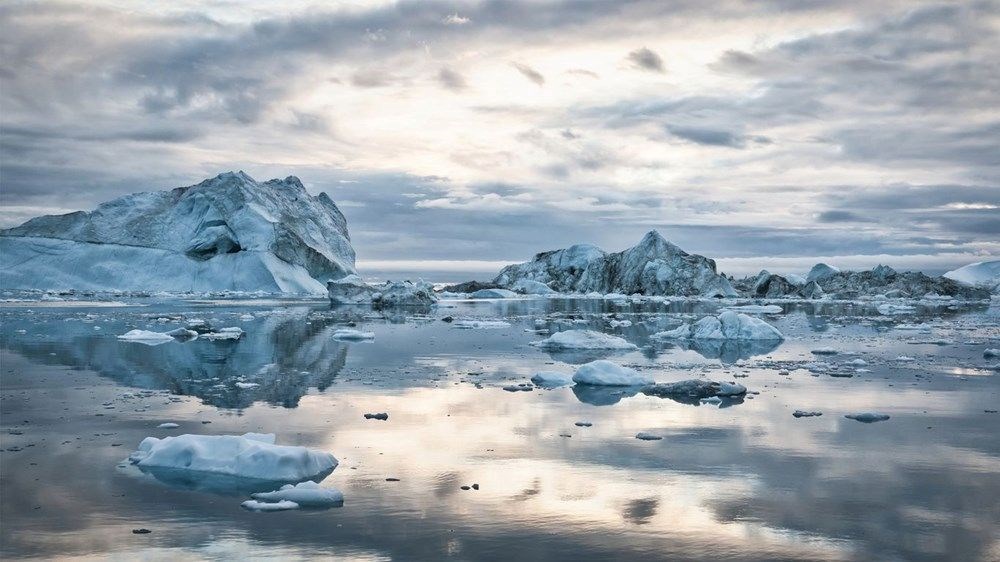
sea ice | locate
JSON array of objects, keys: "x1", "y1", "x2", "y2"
[
  {"x1": 117, "y1": 330, "x2": 175, "y2": 344},
  {"x1": 332, "y1": 328, "x2": 375, "y2": 340}
]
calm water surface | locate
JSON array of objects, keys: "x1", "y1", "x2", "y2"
[{"x1": 1, "y1": 297, "x2": 998, "y2": 561}]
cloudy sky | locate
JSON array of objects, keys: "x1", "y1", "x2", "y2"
[{"x1": 1, "y1": 0, "x2": 998, "y2": 276}]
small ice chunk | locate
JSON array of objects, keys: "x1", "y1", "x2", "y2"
[
  {"x1": 530, "y1": 371, "x2": 574, "y2": 387},
  {"x1": 332, "y1": 328, "x2": 375, "y2": 340},
  {"x1": 811, "y1": 347, "x2": 838, "y2": 355},
  {"x1": 452, "y1": 319, "x2": 511, "y2": 329},
  {"x1": 984, "y1": 349, "x2": 1000, "y2": 358},
  {"x1": 572, "y1": 360, "x2": 653, "y2": 386},
  {"x1": 635, "y1": 432, "x2": 663, "y2": 441},
  {"x1": 117, "y1": 330, "x2": 174, "y2": 344},
  {"x1": 845, "y1": 413, "x2": 891, "y2": 423},
  {"x1": 200, "y1": 327, "x2": 244, "y2": 340},
  {"x1": 792, "y1": 410, "x2": 822, "y2": 418},
  {"x1": 241, "y1": 499, "x2": 300, "y2": 511},
  {"x1": 251, "y1": 480, "x2": 344, "y2": 507},
  {"x1": 157, "y1": 422, "x2": 180, "y2": 429}
]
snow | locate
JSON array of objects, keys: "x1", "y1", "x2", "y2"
[
  {"x1": 944, "y1": 260, "x2": 1000, "y2": 292},
  {"x1": 845, "y1": 413, "x2": 891, "y2": 423},
  {"x1": 572, "y1": 360, "x2": 653, "y2": 386},
  {"x1": 332, "y1": 328, "x2": 375, "y2": 340},
  {"x1": 0, "y1": 172, "x2": 356, "y2": 293},
  {"x1": 128, "y1": 433, "x2": 338, "y2": 482},
  {"x1": 652, "y1": 311, "x2": 783, "y2": 341},
  {"x1": 452, "y1": 319, "x2": 512, "y2": 329},
  {"x1": 530, "y1": 371, "x2": 574, "y2": 387},
  {"x1": 241, "y1": 499, "x2": 300, "y2": 511},
  {"x1": 470, "y1": 288, "x2": 518, "y2": 299},
  {"x1": 530, "y1": 330, "x2": 637, "y2": 350},
  {"x1": 250, "y1": 481, "x2": 344, "y2": 507},
  {"x1": 118, "y1": 330, "x2": 174, "y2": 344}
]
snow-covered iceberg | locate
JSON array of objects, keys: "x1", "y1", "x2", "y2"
[
  {"x1": 371, "y1": 280, "x2": 438, "y2": 308},
  {"x1": 652, "y1": 311, "x2": 783, "y2": 341},
  {"x1": 0, "y1": 172, "x2": 356, "y2": 293},
  {"x1": 492, "y1": 231, "x2": 737, "y2": 297},
  {"x1": 327, "y1": 274, "x2": 378, "y2": 304},
  {"x1": 944, "y1": 260, "x2": 1000, "y2": 293},
  {"x1": 128, "y1": 432, "x2": 337, "y2": 482}
]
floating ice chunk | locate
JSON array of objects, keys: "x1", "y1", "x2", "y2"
[
  {"x1": 470, "y1": 288, "x2": 518, "y2": 299},
  {"x1": 251, "y1": 481, "x2": 344, "y2": 507},
  {"x1": 530, "y1": 371, "x2": 574, "y2": 387},
  {"x1": 165, "y1": 328, "x2": 199, "y2": 339},
  {"x1": 327, "y1": 274, "x2": 377, "y2": 304},
  {"x1": 572, "y1": 360, "x2": 653, "y2": 386},
  {"x1": 452, "y1": 319, "x2": 511, "y2": 329},
  {"x1": 531, "y1": 330, "x2": 637, "y2": 350},
  {"x1": 235, "y1": 382, "x2": 259, "y2": 389},
  {"x1": 129, "y1": 433, "x2": 337, "y2": 481},
  {"x1": 332, "y1": 328, "x2": 375, "y2": 340},
  {"x1": 792, "y1": 409, "x2": 823, "y2": 418},
  {"x1": 984, "y1": 349, "x2": 1000, "y2": 358},
  {"x1": 635, "y1": 432, "x2": 663, "y2": 441},
  {"x1": 877, "y1": 303, "x2": 916, "y2": 315},
  {"x1": 811, "y1": 347, "x2": 838, "y2": 355},
  {"x1": 895, "y1": 355, "x2": 916, "y2": 362},
  {"x1": 200, "y1": 327, "x2": 244, "y2": 340},
  {"x1": 241, "y1": 499, "x2": 300, "y2": 511},
  {"x1": 652, "y1": 311, "x2": 783, "y2": 341},
  {"x1": 723, "y1": 304, "x2": 782, "y2": 314},
  {"x1": 642, "y1": 379, "x2": 747, "y2": 399},
  {"x1": 117, "y1": 330, "x2": 174, "y2": 345},
  {"x1": 157, "y1": 422, "x2": 180, "y2": 429},
  {"x1": 845, "y1": 358, "x2": 868, "y2": 366},
  {"x1": 845, "y1": 413, "x2": 891, "y2": 423},
  {"x1": 372, "y1": 280, "x2": 438, "y2": 308}
]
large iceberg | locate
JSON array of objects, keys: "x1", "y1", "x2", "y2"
[
  {"x1": 128, "y1": 432, "x2": 338, "y2": 482},
  {"x1": 492, "y1": 231, "x2": 737, "y2": 297},
  {"x1": 0, "y1": 172, "x2": 356, "y2": 293},
  {"x1": 944, "y1": 260, "x2": 1000, "y2": 293},
  {"x1": 806, "y1": 265, "x2": 989, "y2": 299}
]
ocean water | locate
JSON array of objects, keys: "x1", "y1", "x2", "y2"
[{"x1": 1, "y1": 297, "x2": 998, "y2": 561}]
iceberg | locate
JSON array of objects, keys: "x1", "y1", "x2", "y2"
[
  {"x1": 652, "y1": 311, "x2": 783, "y2": 341},
  {"x1": 511, "y1": 279, "x2": 557, "y2": 295},
  {"x1": 128, "y1": 432, "x2": 338, "y2": 482},
  {"x1": 117, "y1": 330, "x2": 175, "y2": 345},
  {"x1": 530, "y1": 330, "x2": 637, "y2": 350},
  {"x1": 327, "y1": 274, "x2": 378, "y2": 304},
  {"x1": 470, "y1": 288, "x2": 518, "y2": 299},
  {"x1": 371, "y1": 280, "x2": 438, "y2": 308},
  {"x1": 0, "y1": 172, "x2": 357, "y2": 293},
  {"x1": 572, "y1": 360, "x2": 653, "y2": 386},
  {"x1": 530, "y1": 371, "x2": 575, "y2": 387},
  {"x1": 642, "y1": 379, "x2": 747, "y2": 400},
  {"x1": 944, "y1": 260, "x2": 1000, "y2": 293},
  {"x1": 492, "y1": 231, "x2": 737, "y2": 297}
]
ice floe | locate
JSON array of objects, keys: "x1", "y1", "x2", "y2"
[
  {"x1": 128, "y1": 433, "x2": 337, "y2": 482},
  {"x1": 250, "y1": 480, "x2": 344, "y2": 507},
  {"x1": 572, "y1": 360, "x2": 653, "y2": 386},
  {"x1": 531, "y1": 330, "x2": 637, "y2": 350}
]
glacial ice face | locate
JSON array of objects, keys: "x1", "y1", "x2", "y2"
[
  {"x1": 0, "y1": 171, "x2": 356, "y2": 293},
  {"x1": 492, "y1": 231, "x2": 737, "y2": 297}
]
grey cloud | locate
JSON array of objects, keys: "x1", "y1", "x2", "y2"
[
  {"x1": 665, "y1": 124, "x2": 769, "y2": 148},
  {"x1": 816, "y1": 210, "x2": 871, "y2": 223},
  {"x1": 510, "y1": 62, "x2": 545, "y2": 85},
  {"x1": 626, "y1": 47, "x2": 665, "y2": 72},
  {"x1": 437, "y1": 67, "x2": 467, "y2": 91}
]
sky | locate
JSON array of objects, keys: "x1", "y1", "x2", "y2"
[{"x1": 1, "y1": 0, "x2": 998, "y2": 276}]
